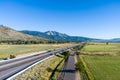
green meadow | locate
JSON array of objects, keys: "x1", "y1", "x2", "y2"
[
  {"x1": 83, "y1": 56, "x2": 120, "y2": 80},
  {"x1": 80, "y1": 42, "x2": 120, "y2": 80},
  {"x1": 81, "y1": 42, "x2": 120, "y2": 55}
]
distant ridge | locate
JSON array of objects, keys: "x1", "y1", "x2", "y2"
[
  {"x1": 0, "y1": 25, "x2": 48, "y2": 42},
  {"x1": 20, "y1": 30, "x2": 120, "y2": 42},
  {"x1": 1, "y1": 25, "x2": 118, "y2": 42},
  {"x1": 108, "y1": 38, "x2": 120, "y2": 42},
  {"x1": 20, "y1": 30, "x2": 99, "y2": 42}
]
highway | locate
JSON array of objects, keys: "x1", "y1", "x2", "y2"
[
  {"x1": 57, "y1": 43, "x2": 86, "y2": 80},
  {"x1": 0, "y1": 44, "x2": 83, "y2": 80}
]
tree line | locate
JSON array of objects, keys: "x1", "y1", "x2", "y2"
[{"x1": 0, "y1": 40, "x2": 72, "y2": 44}]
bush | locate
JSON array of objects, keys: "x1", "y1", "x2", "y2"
[
  {"x1": 76, "y1": 52, "x2": 81, "y2": 55},
  {"x1": 10, "y1": 55, "x2": 16, "y2": 59},
  {"x1": 75, "y1": 62, "x2": 81, "y2": 71},
  {"x1": 76, "y1": 55, "x2": 95, "y2": 80},
  {"x1": 61, "y1": 51, "x2": 70, "y2": 58},
  {"x1": 75, "y1": 55, "x2": 89, "y2": 80}
]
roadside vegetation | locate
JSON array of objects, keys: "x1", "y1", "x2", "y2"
[
  {"x1": 76, "y1": 42, "x2": 120, "y2": 80},
  {"x1": 9, "y1": 54, "x2": 16, "y2": 59},
  {"x1": 75, "y1": 52, "x2": 94, "y2": 80},
  {"x1": 0, "y1": 43, "x2": 73, "y2": 58},
  {"x1": 74, "y1": 44, "x2": 92, "y2": 80},
  {"x1": 49, "y1": 51, "x2": 70, "y2": 80}
]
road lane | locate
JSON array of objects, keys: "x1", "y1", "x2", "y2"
[
  {"x1": 63, "y1": 52, "x2": 76, "y2": 80},
  {"x1": 0, "y1": 51, "x2": 48, "y2": 66},
  {"x1": 57, "y1": 52, "x2": 76, "y2": 80},
  {"x1": 0, "y1": 53, "x2": 51, "y2": 80}
]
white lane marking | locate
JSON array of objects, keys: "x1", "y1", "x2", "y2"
[
  {"x1": 6, "y1": 55, "x2": 54, "y2": 80},
  {"x1": 0, "y1": 51, "x2": 48, "y2": 63}
]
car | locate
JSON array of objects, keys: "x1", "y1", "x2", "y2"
[
  {"x1": 2, "y1": 58, "x2": 8, "y2": 60},
  {"x1": 47, "y1": 50, "x2": 51, "y2": 52}
]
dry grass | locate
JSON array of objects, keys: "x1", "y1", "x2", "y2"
[{"x1": 0, "y1": 43, "x2": 73, "y2": 58}]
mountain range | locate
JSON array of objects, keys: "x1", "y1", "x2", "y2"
[
  {"x1": 20, "y1": 30, "x2": 101, "y2": 42},
  {"x1": 0, "y1": 25, "x2": 120, "y2": 42},
  {"x1": 20, "y1": 30, "x2": 120, "y2": 42}
]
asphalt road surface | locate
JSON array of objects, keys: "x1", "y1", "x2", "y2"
[
  {"x1": 0, "y1": 44, "x2": 82, "y2": 80},
  {"x1": 57, "y1": 52, "x2": 76, "y2": 80},
  {"x1": 0, "y1": 52, "x2": 52, "y2": 80}
]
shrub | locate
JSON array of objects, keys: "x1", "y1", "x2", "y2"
[
  {"x1": 76, "y1": 52, "x2": 81, "y2": 55},
  {"x1": 10, "y1": 55, "x2": 16, "y2": 59}
]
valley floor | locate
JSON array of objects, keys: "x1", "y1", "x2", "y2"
[{"x1": 79, "y1": 42, "x2": 120, "y2": 80}]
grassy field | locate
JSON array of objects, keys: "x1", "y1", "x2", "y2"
[
  {"x1": 83, "y1": 56, "x2": 120, "y2": 80},
  {"x1": 0, "y1": 43, "x2": 73, "y2": 58},
  {"x1": 79, "y1": 42, "x2": 120, "y2": 80},
  {"x1": 81, "y1": 42, "x2": 120, "y2": 55}
]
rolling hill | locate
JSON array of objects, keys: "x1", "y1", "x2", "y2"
[{"x1": 0, "y1": 25, "x2": 48, "y2": 42}]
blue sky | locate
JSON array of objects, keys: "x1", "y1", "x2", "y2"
[{"x1": 0, "y1": 0, "x2": 120, "y2": 39}]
